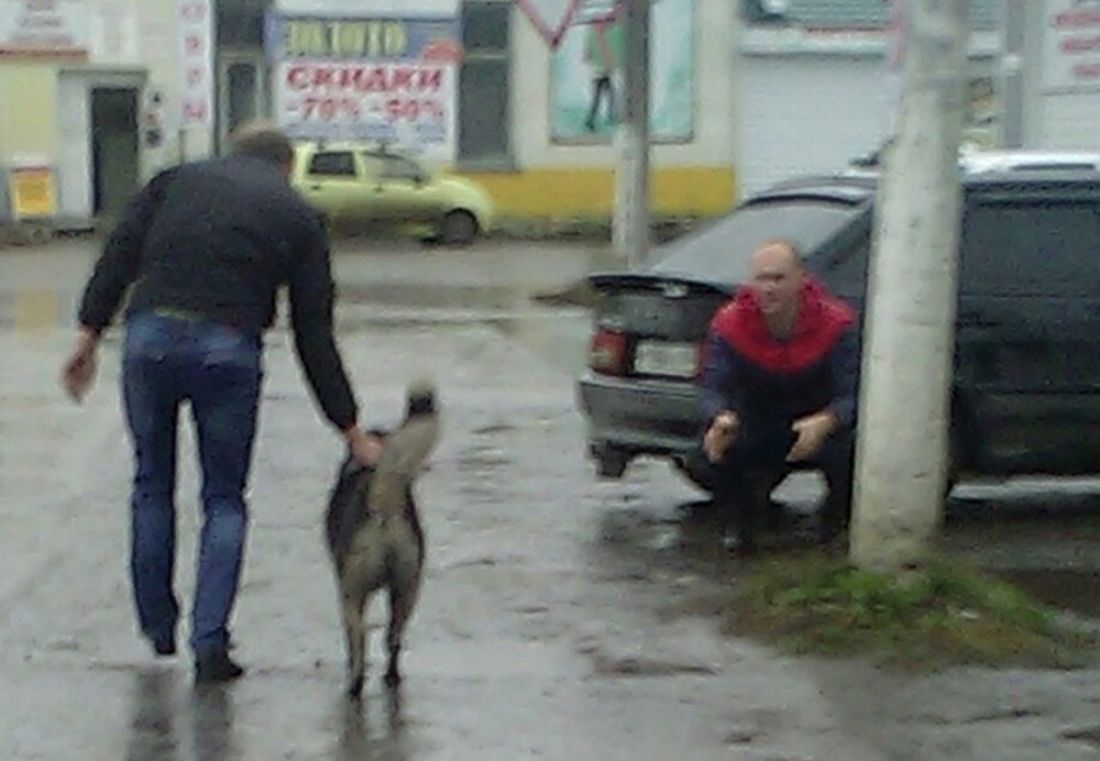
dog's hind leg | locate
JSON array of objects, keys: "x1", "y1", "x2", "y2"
[
  {"x1": 341, "y1": 582, "x2": 370, "y2": 698},
  {"x1": 384, "y1": 572, "x2": 420, "y2": 689}
]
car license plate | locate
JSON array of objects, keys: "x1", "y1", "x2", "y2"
[{"x1": 633, "y1": 341, "x2": 698, "y2": 378}]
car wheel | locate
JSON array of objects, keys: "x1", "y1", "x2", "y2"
[{"x1": 440, "y1": 210, "x2": 478, "y2": 246}]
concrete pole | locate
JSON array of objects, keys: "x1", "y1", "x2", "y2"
[
  {"x1": 849, "y1": 0, "x2": 970, "y2": 574},
  {"x1": 612, "y1": 0, "x2": 650, "y2": 270}
]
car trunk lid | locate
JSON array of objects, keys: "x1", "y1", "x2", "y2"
[{"x1": 586, "y1": 273, "x2": 731, "y2": 380}]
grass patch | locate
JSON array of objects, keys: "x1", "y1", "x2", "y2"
[{"x1": 723, "y1": 552, "x2": 1098, "y2": 672}]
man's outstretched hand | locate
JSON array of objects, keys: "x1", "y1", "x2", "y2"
[
  {"x1": 703, "y1": 410, "x2": 740, "y2": 464},
  {"x1": 344, "y1": 426, "x2": 384, "y2": 467},
  {"x1": 61, "y1": 328, "x2": 100, "y2": 403},
  {"x1": 787, "y1": 410, "x2": 838, "y2": 463}
]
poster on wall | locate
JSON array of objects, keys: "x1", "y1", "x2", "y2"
[
  {"x1": 550, "y1": 0, "x2": 694, "y2": 144},
  {"x1": 0, "y1": 0, "x2": 89, "y2": 57},
  {"x1": 179, "y1": 0, "x2": 214, "y2": 127},
  {"x1": 266, "y1": 13, "x2": 462, "y2": 163},
  {"x1": 1043, "y1": 0, "x2": 1100, "y2": 93}
]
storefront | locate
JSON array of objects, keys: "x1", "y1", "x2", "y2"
[
  {"x1": 258, "y1": 0, "x2": 738, "y2": 221},
  {"x1": 0, "y1": 0, "x2": 191, "y2": 227}
]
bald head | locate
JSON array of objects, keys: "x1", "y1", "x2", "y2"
[
  {"x1": 750, "y1": 239, "x2": 804, "y2": 321},
  {"x1": 230, "y1": 120, "x2": 295, "y2": 174},
  {"x1": 753, "y1": 239, "x2": 802, "y2": 271}
]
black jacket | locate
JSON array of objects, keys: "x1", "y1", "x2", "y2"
[{"x1": 77, "y1": 155, "x2": 358, "y2": 430}]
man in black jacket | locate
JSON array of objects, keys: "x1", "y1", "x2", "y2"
[{"x1": 61, "y1": 122, "x2": 381, "y2": 684}]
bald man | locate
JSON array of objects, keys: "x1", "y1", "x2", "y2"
[{"x1": 698, "y1": 240, "x2": 860, "y2": 554}]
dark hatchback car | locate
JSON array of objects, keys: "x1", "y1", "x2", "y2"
[{"x1": 577, "y1": 157, "x2": 1100, "y2": 492}]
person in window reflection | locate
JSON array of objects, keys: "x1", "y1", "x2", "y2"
[
  {"x1": 583, "y1": 17, "x2": 624, "y2": 132},
  {"x1": 697, "y1": 239, "x2": 860, "y2": 555}
]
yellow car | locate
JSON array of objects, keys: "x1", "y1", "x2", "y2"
[{"x1": 291, "y1": 142, "x2": 495, "y2": 245}]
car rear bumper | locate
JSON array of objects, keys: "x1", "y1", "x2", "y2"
[{"x1": 577, "y1": 371, "x2": 707, "y2": 459}]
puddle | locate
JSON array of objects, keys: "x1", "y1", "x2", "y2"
[
  {"x1": 1062, "y1": 726, "x2": 1100, "y2": 749},
  {"x1": 0, "y1": 290, "x2": 74, "y2": 330},
  {"x1": 590, "y1": 652, "x2": 719, "y2": 678},
  {"x1": 339, "y1": 282, "x2": 527, "y2": 310},
  {"x1": 994, "y1": 568, "x2": 1100, "y2": 618}
]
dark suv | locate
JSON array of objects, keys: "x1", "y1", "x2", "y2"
[{"x1": 577, "y1": 157, "x2": 1100, "y2": 489}]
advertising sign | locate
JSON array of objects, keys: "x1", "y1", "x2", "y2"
[
  {"x1": 267, "y1": 13, "x2": 462, "y2": 161},
  {"x1": 0, "y1": 0, "x2": 88, "y2": 57},
  {"x1": 179, "y1": 0, "x2": 214, "y2": 126},
  {"x1": 549, "y1": 0, "x2": 694, "y2": 144},
  {"x1": 1044, "y1": 0, "x2": 1100, "y2": 93}
]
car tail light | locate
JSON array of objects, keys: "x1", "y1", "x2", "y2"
[{"x1": 589, "y1": 327, "x2": 630, "y2": 376}]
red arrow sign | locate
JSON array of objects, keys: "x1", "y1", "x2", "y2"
[{"x1": 514, "y1": 0, "x2": 586, "y2": 49}]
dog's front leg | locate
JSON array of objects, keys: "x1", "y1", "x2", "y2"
[{"x1": 341, "y1": 583, "x2": 369, "y2": 698}]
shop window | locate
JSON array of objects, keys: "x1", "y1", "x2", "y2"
[{"x1": 459, "y1": 2, "x2": 512, "y2": 167}]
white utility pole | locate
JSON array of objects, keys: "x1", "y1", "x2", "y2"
[
  {"x1": 612, "y1": 0, "x2": 650, "y2": 270},
  {"x1": 849, "y1": 0, "x2": 971, "y2": 574}
]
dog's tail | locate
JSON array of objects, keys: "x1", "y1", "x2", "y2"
[{"x1": 367, "y1": 380, "x2": 439, "y2": 515}]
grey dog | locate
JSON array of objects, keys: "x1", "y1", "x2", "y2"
[{"x1": 325, "y1": 382, "x2": 439, "y2": 696}]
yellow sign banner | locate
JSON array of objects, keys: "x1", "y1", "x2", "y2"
[{"x1": 9, "y1": 166, "x2": 57, "y2": 219}]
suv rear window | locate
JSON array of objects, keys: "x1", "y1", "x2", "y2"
[
  {"x1": 961, "y1": 201, "x2": 1100, "y2": 296},
  {"x1": 651, "y1": 199, "x2": 862, "y2": 286}
]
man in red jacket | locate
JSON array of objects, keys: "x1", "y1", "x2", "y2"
[{"x1": 699, "y1": 239, "x2": 860, "y2": 554}]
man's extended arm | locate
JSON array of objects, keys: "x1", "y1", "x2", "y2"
[
  {"x1": 699, "y1": 330, "x2": 743, "y2": 424},
  {"x1": 77, "y1": 168, "x2": 177, "y2": 333},
  {"x1": 288, "y1": 220, "x2": 359, "y2": 432},
  {"x1": 287, "y1": 222, "x2": 384, "y2": 466},
  {"x1": 826, "y1": 328, "x2": 860, "y2": 429},
  {"x1": 62, "y1": 169, "x2": 177, "y2": 403}
]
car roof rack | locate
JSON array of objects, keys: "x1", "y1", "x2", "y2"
[
  {"x1": 958, "y1": 149, "x2": 1100, "y2": 173},
  {"x1": 844, "y1": 146, "x2": 1100, "y2": 175}
]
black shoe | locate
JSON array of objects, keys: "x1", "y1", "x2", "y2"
[
  {"x1": 721, "y1": 530, "x2": 758, "y2": 557},
  {"x1": 195, "y1": 650, "x2": 245, "y2": 684},
  {"x1": 152, "y1": 637, "x2": 177, "y2": 657},
  {"x1": 816, "y1": 520, "x2": 849, "y2": 550}
]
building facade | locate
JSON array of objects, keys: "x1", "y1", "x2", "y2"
[
  {"x1": 0, "y1": 0, "x2": 208, "y2": 226},
  {"x1": 735, "y1": 0, "x2": 1002, "y2": 197},
  {"x1": 217, "y1": 0, "x2": 739, "y2": 222},
  {"x1": 1001, "y1": 0, "x2": 1100, "y2": 150}
]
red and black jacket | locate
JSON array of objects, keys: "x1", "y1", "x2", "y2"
[{"x1": 699, "y1": 278, "x2": 860, "y2": 429}]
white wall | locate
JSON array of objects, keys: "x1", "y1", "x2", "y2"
[
  {"x1": 735, "y1": 30, "x2": 1001, "y2": 197},
  {"x1": 1017, "y1": 0, "x2": 1100, "y2": 150},
  {"x1": 508, "y1": 0, "x2": 736, "y2": 169},
  {"x1": 57, "y1": 73, "x2": 92, "y2": 219},
  {"x1": 1039, "y1": 94, "x2": 1100, "y2": 149},
  {"x1": 736, "y1": 52, "x2": 894, "y2": 197},
  {"x1": 134, "y1": 0, "x2": 212, "y2": 170}
]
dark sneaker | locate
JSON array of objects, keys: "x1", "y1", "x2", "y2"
[
  {"x1": 721, "y1": 530, "x2": 759, "y2": 557},
  {"x1": 195, "y1": 650, "x2": 245, "y2": 684}
]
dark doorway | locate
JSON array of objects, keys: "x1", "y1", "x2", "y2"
[{"x1": 91, "y1": 88, "x2": 139, "y2": 219}]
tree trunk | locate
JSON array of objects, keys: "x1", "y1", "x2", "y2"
[
  {"x1": 612, "y1": 0, "x2": 650, "y2": 271},
  {"x1": 849, "y1": 0, "x2": 971, "y2": 574}
]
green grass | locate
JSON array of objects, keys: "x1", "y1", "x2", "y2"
[{"x1": 722, "y1": 553, "x2": 1098, "y2": 672}]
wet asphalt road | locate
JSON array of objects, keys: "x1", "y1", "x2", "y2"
[{"x1": 2, "y1": 237, "x2": 1099, "y2": 760}]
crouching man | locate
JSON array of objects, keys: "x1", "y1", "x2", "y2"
[{"x1": 699, "y1": 239, "x2": 860, "y2": 553}]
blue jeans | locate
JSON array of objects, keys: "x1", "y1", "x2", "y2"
[{"x1": 122, "y1": 312, "x2": 262, "y2": 656}]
